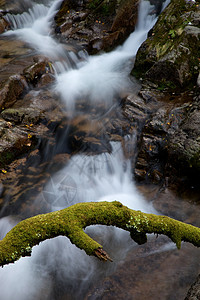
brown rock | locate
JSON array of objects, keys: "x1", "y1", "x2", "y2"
[
  {"x1": 0, "y1": 16, "x2": 9, "y2": 33},
  {"x1": 23, "y1": 58, "x2": 54, "y2": 86},
  {"x1": 54, "y1": 0, "x2": 140, "y2": 53},
  {"x1": 0, "y1": 74, "x2": 28, "y2": 110}
]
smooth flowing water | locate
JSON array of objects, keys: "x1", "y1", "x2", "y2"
[{"x1": 1, "y1": 0, "x2": 199, "y2": 299}]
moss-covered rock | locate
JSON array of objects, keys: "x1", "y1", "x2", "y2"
[{"x1": 133, "y1": 0, "x2": 200, "y2": 89}]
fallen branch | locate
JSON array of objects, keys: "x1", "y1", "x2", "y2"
[{"x1": 0, "y1": 201, "x2": 200, "y2": 266}]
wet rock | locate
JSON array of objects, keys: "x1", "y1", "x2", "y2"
[
  {"x1": 0, "y1": 16, "x2": 9, "y2": 33},
  {"x1": 54, "y1": 0, "x2": 139, "y2": 53},
  {"x1": 1, "y1": 107, "x2": 44, "y2": 124},
  {"x1": 122, "y1": 93, "x2": 155, "y2": 128},
  {"x1": 167, "y1": 100, "x2": 200, "y2": 175},
  {"x1": 134, "y1": 91, "x2": 200, "y2": 186},
  {"x1": 0, "y1": 151, "x2": 70, "y2": 217},
  {"x1": 85, "y1": 236, "x2": 200, "y2": 300},
  {"x1": 135, "y1": 132, "x2": 167, "y2": 183},
  {"x1": 0, "y1": 87, "x2": 68, "y2": 167},
  {"x1": 133, "y1": 0, "x2": 200, "y2": 90},
  {"x1": 37, "y1": 73, "x2": 55, "y2": 88},
  {"x1": 1, "y1": 88, "x2": 68, "y2": 136},
  {"x1": 149, "y1": 0, "x2": 167, "y2": 15},
  {"x1": 67, "y1": 114, "x2": 112, "y2": 153},
  {"x1": 0, "y1": 74, "x2": 28, "y2": 110},
  {"x1": 185, "y1": 274, "x2": 200, "y2": 300},
  {"x1": 23, "y1": 57, "x2": 54, "y2": 86},
  {"x1": 0, "y1": 38, "x2": 33, "y2": 81},
  {"x1": 0, "y1": 119, "x2": 37, "y2": 167}
]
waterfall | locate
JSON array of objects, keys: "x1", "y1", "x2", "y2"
[
  {"x1": 54, "y1": 0, "x2": 159, "y2": 110},
  {"x1": 4, "y1": 0, "x2": 79, "y2": 71},
  {"x1": 0, "y1": 0, "x2": 173, "y2": 299}
]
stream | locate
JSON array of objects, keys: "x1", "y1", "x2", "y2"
[{"x1": 0, "y1": 0, "x2": 200, "y2": 299}]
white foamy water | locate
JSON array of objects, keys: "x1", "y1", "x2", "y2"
[
  {"x1": 43, "y1": 141, "x2": 156, "y2": 213},
  {"x1": 55, "y1": 0, "x2": 169, "y2": 109},
  {"x1": 4, "y1": 0, "x2": 77, "y2": 70},
  {"x1": 55, "y1": 50, "x2": 134, "y2": 110},
  {"x1": 55, "y1": 0, "x2": 158, "y2": 109},
  {"x1": 0, "y1": 0, "x2": 172, "y2": 299}
]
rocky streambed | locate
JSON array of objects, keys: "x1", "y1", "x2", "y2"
[{"x1": 0, "y1": 0, "x2": 200, "y2": 299}]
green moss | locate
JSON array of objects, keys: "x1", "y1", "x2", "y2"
[
  {"x1": 0, "y1": 201, "x2": 200, "y2": 266},
  {"x1": 87, "y1": 0, "x2": 103, "y2": 10},
  {"x1": 157, "y1": 80, "x2": 177, "y2": 91}
]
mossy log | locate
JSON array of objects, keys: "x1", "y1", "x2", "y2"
[{"x1": 1, "y1": 201, "x2": 200, "y2": 266}]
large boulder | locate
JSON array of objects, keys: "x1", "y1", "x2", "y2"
[
  {"x1": 133, "y1": 0, "x2": 200, "y2": 89},
  {"x1": 54, "y1": 0, "x2": 140, "y2": 53}
]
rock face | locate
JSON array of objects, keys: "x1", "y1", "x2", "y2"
[
  {"x1": 134, "y1": 90, "x2": 200, "y2": 187},
  {"x1": 131, "y1": 0, "x2": 200, "y2": 187},
  {"x1": 133, "y1": 0, "x2": 200, "y2": 89},
  {"x1": 54, "y1": 0, "x2": 140, "y2": 53},
  {"x1": 167, "y1": 94, "x2": 200, "y2": 174}
]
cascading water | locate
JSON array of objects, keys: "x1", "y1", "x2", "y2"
[
  {"x1": 0, "y1": 0, "x2": 175, "y2": 299},
  {"x1": 55, "y1": 0, "x2": 162, "y2": 109},
  {"x1": 4, "y1": 0, "x2": 82, "y2": 71}
]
